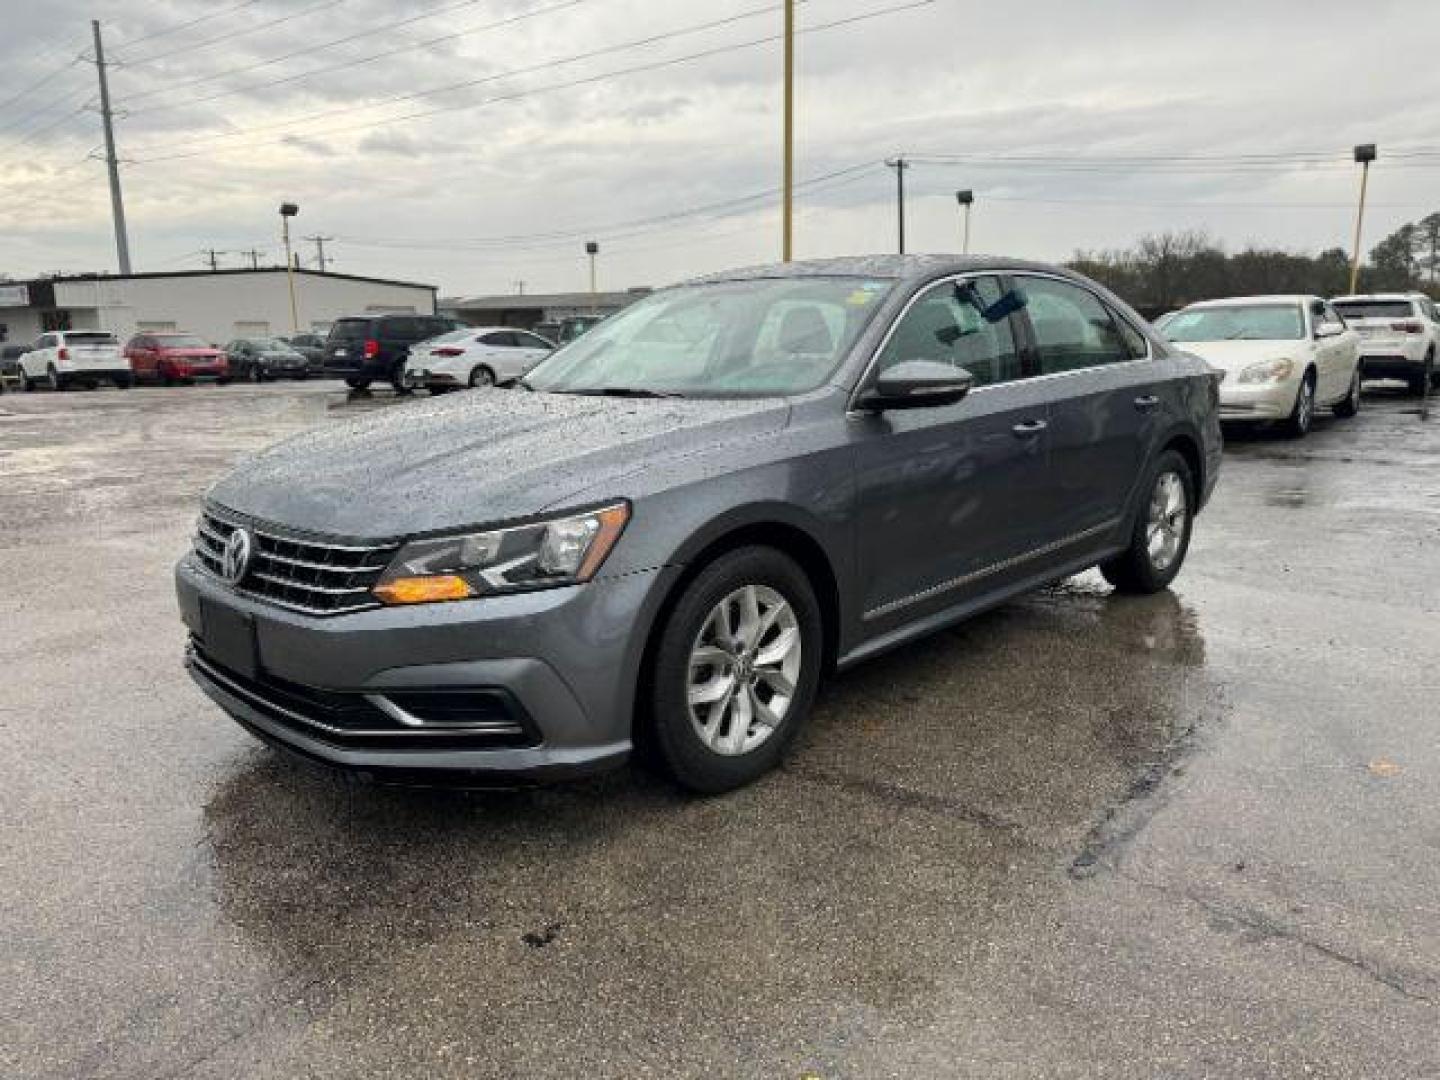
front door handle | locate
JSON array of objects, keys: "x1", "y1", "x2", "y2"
[
  {"x1": 1134, "y1": 394, "x2": 1161, "y2": 411},
  {"x1": 1011, "y1": 419, "x2": 1048, "y2": 438}
]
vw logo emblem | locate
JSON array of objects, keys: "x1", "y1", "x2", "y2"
[{"x1": 220, "y1": 528, "x2": 253, "y2": 585}]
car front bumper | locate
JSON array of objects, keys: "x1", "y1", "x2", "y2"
[
  {"x1": 1217, "y1": 378, "x2": 1301, "y2": 421},
  {"x1": 175, "y1": 555, "x2": 676, "y2": 781}
]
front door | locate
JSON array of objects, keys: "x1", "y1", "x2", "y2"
[{"x1": 851, "y1": 274, "x2": 1058, "y2": 630}]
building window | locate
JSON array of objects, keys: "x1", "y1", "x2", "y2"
[{"x1": 41, "y1": 310, "x2": 73, "y2": 332}]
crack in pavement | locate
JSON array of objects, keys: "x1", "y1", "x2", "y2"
[{"x1": 782, "y1": 763, "x2": 1032, "y2": 838}]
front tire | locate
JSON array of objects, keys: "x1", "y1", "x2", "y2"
[
  {"x1": 1282, "y1": 371, "x2": 1315, "y2": 438},
  {"x1": 344, "y1": 376, "x2": 371, "y2": 391},
  {"x1": 1332, "y1": 366, "x2": 1361, "y2": 418},
  {"x1": 46, "y1": 365, "x2": 66, "y2": 391},
  {"x1": 1101, "y1": 450, "x2": 1195, "y2": 595},
  {"x1": 19, "y1": 366, "x2": 35, "y2": 392},
  {"x1": 648, "y1": 547, "x2": 823, "y2": 793}
]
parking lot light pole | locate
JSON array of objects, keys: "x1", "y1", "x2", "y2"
[
  {"x1": 279, "y1": 202, "x2": 300, "y2": 335},
  {"x1": 956, "y1": 189, "x2": 974, "y2": 254},
  {"x1": 1349, "y1": 144, "x2": 1377, "y2": 294},
  {"x1": 885, "y1": 157, "x2": 909, "y2": 254},
  {"x1": 586, "y1": 241, "x2": 599, "y2": 315}
]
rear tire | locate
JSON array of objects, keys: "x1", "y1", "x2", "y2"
[
  {"x1": 114, "y1": 375, "x2": 132, "y2": 389},
  {"x1": 1332, "y1": 367, "x2": 1361, "y2": 418},
  {"x1": 648, "y1": 546, "x2": 823, "y2": 794},
  {"x1": 46, "y1": 365, "x2": 65, "y2": 391},
  {"x1": 1281, "y1": 372, "x2": 1315, "y2": 438},
  {"x1": 20, "y1": 366, "x2": 34, "y2": 392},
  {"x1": 345, "y1": 376, "x2": 371, "y2": 391},
  {"x1": 1100, "y1": 449, "x2": 1195, "y2": 595},
  {"x1": 469, "y1": 365, "x2": 496, "y2": 389}
]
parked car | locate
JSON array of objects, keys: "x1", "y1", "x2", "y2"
[
  {"x1": 18, "y1": 330, "x2": 132, "y2": 390},
  {"x1": 1, "y1": 343, "x2": 28, "y2": 388},
  {"x1": 1159, "y1": 295, "x2": 1361, "y2": 437},
  {"x1": 557, "y1": 315, "x2": 603, "y2": 343},
  {"x1": 124, "y1": 332, "x2": 230, "y2": 385},
  {"x1": 1331, "y1": 292, "x2": 1439, "y2": 394},
  {"x1": 177, "y1": 255, "x2": 1220, "y2": 793},
  {"x1": 404, "y1": 326, "x2": 555, "y2": 392},
  {"x1": 323, "y1": 313, "x2": 464, "y2": 391},
  {"x1": 281, "y1": 333, "x2": 328, "y2": 372},
  {"x1": 225, "y1": 337, "x2": 311, "y2": 381}
]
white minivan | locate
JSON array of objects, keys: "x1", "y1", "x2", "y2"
[{"x1": 19, "y1": 330, "x2": 133, "y2": 390}]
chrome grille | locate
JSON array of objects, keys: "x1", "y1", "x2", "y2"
[{"x1": 193, "y1": 509, "x2": 397, "y2": 616}]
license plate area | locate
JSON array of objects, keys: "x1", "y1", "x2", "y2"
[{"x1": 199, "y1": 599, "x2": 258, "y2": 680}]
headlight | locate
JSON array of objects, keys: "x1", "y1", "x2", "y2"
[
  {"x1": 373, "y1": 502, "x2": 629, "y2": 605},
  {"x1": 1237, "y1": 358, "x2": 1295, "y2": 384}
]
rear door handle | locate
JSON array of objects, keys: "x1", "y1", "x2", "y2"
[
  {"x1": 1011, "y1": 419, "x2": 1048, "y2": 438},
  {"x1": 1134, "y1": 394, "x2": 1161, "y2": 411}
]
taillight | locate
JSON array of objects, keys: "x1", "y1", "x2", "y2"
[
  {"x1": 58, "y1": 347, "x2": 69, "y2": 360},
  {"x1": 363, "y1": 339, "x2": 379, "y2": 358},
  {"x1": 433, "y1": 347, "x2": 464, "y2": 357},
  {"x1": 1393, "y1": 321, "x2": 1425, "y2": 335}
]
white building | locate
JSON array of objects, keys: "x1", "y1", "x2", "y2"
[{"x1": 0, "y1": 268, "x2": 437, "y2": 347}]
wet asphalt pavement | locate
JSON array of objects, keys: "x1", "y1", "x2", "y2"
[{"x1": 2, "y1": 380, "x2": 1437, "y2": 1078}]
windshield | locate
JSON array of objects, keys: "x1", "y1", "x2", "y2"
[
  {"x1": 1333, "y1": 300, "x2": 1414, "y2": 321},
  {"x1": 154, "y1": 334, "x2": 210, "y2": 348},
  {"x1": 253, "y1": 338, "x2": 295, "y2": 351},
  {"x1": 524, "y1": 277, "x2": 893, "y2": 397},
  {"x1": 1163, "y1": 305, "x2": 1304, "y2": 342}
]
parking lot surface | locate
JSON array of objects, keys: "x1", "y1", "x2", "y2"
[{"x1": 3, "y1": 382, "x2": 1437, "y2": 1078}]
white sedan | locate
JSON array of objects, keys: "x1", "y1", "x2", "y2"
[
  {"x1": 1160, "y1": 295, "x2": 1362, "y2": 437},
  {"x1": 404, "y1": 327, "x2": 555, "y2": 392}
]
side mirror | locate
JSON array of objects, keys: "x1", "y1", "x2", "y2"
[
  {"x1": 855, "y1": 360, "x2": 974, "y2": 412},
  {"x1": 1315, "y1": 322, "x2": 1344, "y2": 339}
]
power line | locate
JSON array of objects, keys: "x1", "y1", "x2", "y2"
[
  {"x1": 128, "y1": 0, "x2": 799, "y2": 137},
  {"x1": 109, "y1": 0, "x2": 264, "y2": 54},
  {"x1": 119, "y1": 0, "x2": 539, "y2": 107},
  {"x1": 125, "y1": 0, "x2": 940, "y2": 164},
  {"x1": 125, "y1": 0, "x2": 595, "y2": 116},
  {"x1": 0, "y1": 48, "x2": 85, "y2": 114},
  {"x1": 116, "y1": 0, "x2": 349, "y2": 67}
]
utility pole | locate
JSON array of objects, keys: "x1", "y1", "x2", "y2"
[
  {"x1": 202, "y1": 248, "x2": 222, "y2": 272},
  {"x1": 884, "y1": 157, "x2": 909, "y2": 254},
  {"x1": 279, "y1": 202, "x2": 300, "y2": 335},
  {"x1": 781, "y1": 0, "x2": 794, "y2": 262},
  {"x1": 1349, "y1": 144, "x2": 1377, "y2": 294},
  {"x1": 242, "y1": 248, "x2": 262, "y2": 270},
  {"x1": 513, "y1": 280, "x2": 526, "y2": 295},
  {"x1": 90, "y1": 20, "x2": 132, "y2": 274},
  {"x1": 304, "y1": 235, "x2": 333, "y2": 273}
]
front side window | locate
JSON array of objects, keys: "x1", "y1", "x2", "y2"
[
  {"x1": 1164, "y1": 304, "x2": 1305, "y2": 342},
  {"x1": 875, "y1": 275, "x2": 1021, "y2": 387},
  {"x1": 526, "y1": 276, "x2": 893, "y2": 397},
  {"x1": 1017, "y1": 276, "x2": 1133, "y2": 374}
]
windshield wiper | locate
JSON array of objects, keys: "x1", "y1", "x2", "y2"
[{"x1": 557, "y1": 387, "x2": 686, "y2": 399}]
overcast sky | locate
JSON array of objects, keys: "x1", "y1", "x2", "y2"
[{"x1": 2, "y1": 0, "x2": 1439, "y2": 296}]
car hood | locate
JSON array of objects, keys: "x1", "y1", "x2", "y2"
[
  {"x1": 207, "y1": 390, "x2": 791, "y2": 538},
  {"x1": 1168, "y1": 339, "x2": 1306, "y2": 372}
]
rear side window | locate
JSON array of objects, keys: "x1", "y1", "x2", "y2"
[
  {"x1": 876, "y1": 275, "x2": 1022, "y2": 387},
  {"x1": 1333, "y1": 300, "x2": 1415, "y2": 320},
  {"x1": 330, "y1": 319, "x2": 371, "y2": 341},
  {"x1": 1018, "y1": 277, "x2": 1133, "y2": 374},
  {"x1": 515, "y1": 331, "x2": 552, "y2": 350},
  {"x1": 479, "y1": 331, "x2": 512, "y2": 346}
]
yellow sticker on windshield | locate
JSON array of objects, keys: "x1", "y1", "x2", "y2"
[{"x1": 846, "y1": 289, "x2": 878, "y2": 306}]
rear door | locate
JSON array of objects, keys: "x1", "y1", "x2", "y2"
[
  {"x1": 851, "y1": 274, "x2": 1059, "y2": 628},
  {"x1": 1012, "y1": 273, "x2": 1160, "y2": 543}
]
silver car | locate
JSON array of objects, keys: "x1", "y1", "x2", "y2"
[{"x1": 177, "y1": 255, "x2": 1221, "y2": 793}]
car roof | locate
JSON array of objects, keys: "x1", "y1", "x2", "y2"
[
  {"x1": 1184, "y1": 295, "x2": 1315, "y2": 309},
  {"x1": 1332, "y1": 293, "x2": 1420, "y2": 302},
  {"x1": 683, "y1": 253, "x2": 1083, "y2": 287}
]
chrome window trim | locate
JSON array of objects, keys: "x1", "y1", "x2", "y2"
[
  {"x1": 862, "y1": 518, "x2": 1120, "y2": 621},
  {"x1": 845, "y1": 269, "x2": 1155, "y2": 415}
]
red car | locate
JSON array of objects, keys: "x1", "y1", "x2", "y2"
[{"x1": 124, "y1": 332, "x2": 230, "y2": 385}]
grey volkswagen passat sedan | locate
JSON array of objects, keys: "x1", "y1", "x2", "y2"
[{"x1": 177, "y1": 256, "x2": 1221, "y2": 793}]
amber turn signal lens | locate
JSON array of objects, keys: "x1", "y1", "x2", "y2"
[
  {"x1": 373, "y1": 574, "x2": 475, "y2": 605},
  {"x1": 576, "y1": 503, "x2": 630, "y2": 581}
]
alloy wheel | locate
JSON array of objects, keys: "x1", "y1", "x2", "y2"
[
  {"x1": 687, "y1": 584, "x2": 802, "y2": 756},
  {"x1": 1296, "y1": 379, "x2": 1314, "y2": 432},
  {"x1": 1146, "y1": 471, "x2": 1188, "y2": 573}
]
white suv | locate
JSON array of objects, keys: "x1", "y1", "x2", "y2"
[
  {"x1": 19, "y1": 330, "x2": 133, "y2": 391},
  {"x1": 1331, "y1": 293, "x2": 1440, "y2": 394}
]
